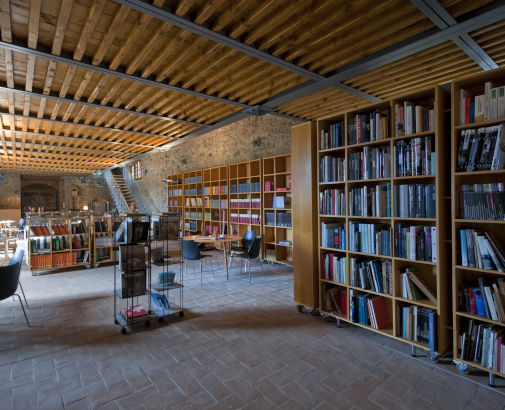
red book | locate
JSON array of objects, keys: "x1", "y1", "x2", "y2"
[
  {"x1": 123, "y1": 305, "x2": 147, "y2": 319},
  {"x1": 369, "y1": 296, "x2": 390, "y2": 330},
  {"x1": 469, "y1": 288, "x2": 477, "y2": 315},
  {"x1": 329, "y1": 255, "x2": 334, "y2": 282},
  {"x1": 465, "y1": 97, "x2": 471, "y2": 124}
]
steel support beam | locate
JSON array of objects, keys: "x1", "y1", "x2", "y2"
[
  {"x1": 0, "y1": 40, "x2": 249, "y2": 109},
  {"x1": 0, "y1": 84, "x2": 205, "y2": 127},
  {"x1": 411, "y1": 0, "x2": 498, "y2": 70}
]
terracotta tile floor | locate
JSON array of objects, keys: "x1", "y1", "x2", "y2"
[{"x1": 1, "y1": 254, "x2": 504, "y2": 409}]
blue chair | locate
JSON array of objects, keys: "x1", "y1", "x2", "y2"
[
  {"x1": 182, "y1": 240, "x2": 213, "y2": 284},
  {"x1": 1, "y1": 249, "x2": 29, "y2": 326}
]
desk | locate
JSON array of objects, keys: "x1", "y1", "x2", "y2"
[{"x1": 182, "y1": 235, "x2": 240, "y2": 280}]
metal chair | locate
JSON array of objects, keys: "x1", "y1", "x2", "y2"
[
  {"x1": 9, "y1": 249, "x2": 28, "y2": 308},
  {"x1": 229, "y1": 236, "x2": 264, "y2": 283},
  {"x1": 16, "y1": 218, "x2": 25, "y2": 238},
  {"x1": 228, "y1": 230, "x2": 256, "y2": 270},
  {"x1": 0, "y1": 249, "x2": 29, "y2": 326},
  {"x1": 182, "y1": 240, "x2": 213, "y2": 284}
]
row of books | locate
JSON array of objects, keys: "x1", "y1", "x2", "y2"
[
  {"x1": 350, "y1": 258, "x2": 392, "y2": 295},
  {"x1": 185, "y1": 221, "x2": 199, "y2": 232},
  {"x1": 400, "y1": 305, "x2": 437, "y2": 350},
  {"x1": 204, "y1": 199, "x2": 228, "y2": 209},
  {"x1": 71, "y1": 221, "x2": 87, "y2": 234},
  {"x1": 52, "y1": 252, "x2": 77, "y2": 267},
  {"x1": 119, "y1": 305, "x2": 148, "y2": 324},
  {"x1": 394, "y1": 184, "x2": 436, "y2": 219},
  {"x1": 350, "y1": 291, "x2": 390, "y2": 330},
  {"x1": 394, "y1": 101, "x2": 435, "y2": 136},
  {"x1": 185, "y1": 197, "x2": 203, "y2": 207},
  {"x1": 29, "y1": 225, "x2": 51, "y2": 236},
  {"x1": 230, "y1": 198, "x2": 261, "y2": 209},
  {"x1": 321, "y1": 285, "x2": 347, "y2": 317},
  {"x1": 395, "y1": 137, "x2": 435, "y2": 177},
  {"x1": 95, "y1": 248, "x2": 110, "y2": 261},
  {"x1": 320, "y1": 122, "x2": 343, "y2": 150},
  {"x1": 321, "y1": 222, "x2": 346, "y2": 249},
  {"x1": 30, "y1": 238, "x2": 50, "y2": 253},
  {"x1": 458, "y1": 277, "x2": 505, "y2": 322},
  {"x1": 204, "y1": 185, "x2": 228, "y2": 195},
  {"x1": 456, "y1": 125, "x2": 505, "y2": 172},
  {"x1": 320, "y1": 155, "x2": 346, "y2": 182},
  {"x1": 459, "y1": 319, "x2": 504, "y2": 374},
  {"x1": 52, "y1": 236, "x2": 70, "y2": 251},
  {"x1": 349, "y1": 183, "x2": 391, "y2": 217},
  {"x1": 458, "y1": 229, "x2": 504, "y2": 272},
  {"x1": 264, "y1": 179, "x2": 291, "y2": 192},
  {"x1": 349, "y1": 222, "x2": 392, "y2": 256},
  {"x1": 184, "y1": 211, "x2": 203, "y2": 220},
  {"x1": 204, "y1": 225, "x2": 220, "y2": 235},
  {"x1": 168, "y1": 188, "x2": 183, "y2": 196},
  {"x1": 184, "y1": 176, "x2": 202, "y2": 184},
  {"x1": 400, "y1": 268, "x2": 437, "y2": 304},
  {"x1": 52, "y1": 224, "x2": 70, "y2": 235},
  {"x1": 265, "y1": 212, "x2": 275, "y2": 226},
  {"x1": 460, "y1": 82, "x2": 505, "y2": 124},
  {"x1": 230, "y1": 213, "x2": 261, "y2": 225},
  {"x1": 321, "y1": 253, "x2": 347, "y2": 284},
  {"x1": 348, "y1": 147, "x2": 391, "y2": 180},
  {"x1": 319, "y1": 188, "x2": 345, "y2": 216},
  {"x1": 230, "y1": 182, "x2": 261, "y2": 193},
  {"x1": 276, "y1": 212, "x2": 292, "y2": 227},
  {"x1": 118, "y1": 269, "x2": 147, "y2": 299},
  {"x1": 394, "y1": 224, "x2": 437, "y2": 262},
  {"x1": 71, "y1": 234, "x2": 87, "y2": 249},
  {"x1": 94, "y1": 221, "x2": 109, "y2": 233},
  {"x1": 456, "y1": 184, "x2": 505, "y2": 220},
  {"x1": 184, "y1": 188, "x2": 202, "y2": 195},
  {"x1": 272, "y1": 196, "x2": 290, "y2": 209},
  {"x1": 168, "y1": 199, "x2": 179, "y2": 207},
  {"x1": 95, "y1": 234, "x2": 112, "y2": 247},
  {"x1": 348, "y1": 110, "x2": 390, "y2": 145}
]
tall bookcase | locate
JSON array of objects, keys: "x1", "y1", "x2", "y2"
[
  {"x1": 203, "y1": 165, "x2": 229, "y2": 236},
  {"x1": 183, "y1": 170, "x2": 203, "y2": 236},
  {"x1": 452, "y1": 68, "x2": 505, "y2": 381},
  {"x1": 262, "y1": 154, "x2": 293, "y2": 265},
  {"x1": 229, "y1": 159, "x2": 262, "y2": 238},
  {"x1": 316, "y1": 86, "x2": 451, "y2": 355},
  {"x1": 167, "y1": 173, "x2": 184, "y2": 214}
]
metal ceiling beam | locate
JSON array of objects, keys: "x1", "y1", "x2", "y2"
[
  {"x1": 0, "y1": 111, "x2": 172, "y2": 142},
  {"x1": 111, "y1": 0, "x2": 380, "y2": 103},
  {"x1": 0, "y1": 84, "x2": 205, "y2": 128},
  {"x1": 0, "y1": 40, "x2": 250, "y2": 109},
  {"x1": 263, "y1": 2, "x2": 505, "y2": 109},
  {"x1": 411, "y1": 0, "x2": 498, "y2": 70}
]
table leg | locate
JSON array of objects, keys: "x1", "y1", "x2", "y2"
[{"x1": 224, "y1": 243, "x2": 229, "y2": 280}]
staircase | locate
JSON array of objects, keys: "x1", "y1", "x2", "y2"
[{"x1": 111, "y1": 169, "x2": 137, "y2": 211}]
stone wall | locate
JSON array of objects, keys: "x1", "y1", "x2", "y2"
[
  {"x1": 0, "y1": 172, "x2": 21, "y2": 209},
  {"x1": 134, "y1": 113, "x2": 300, "y2": 211}
]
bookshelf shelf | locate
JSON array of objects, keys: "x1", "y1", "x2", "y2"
[
  {"x1": 349, "y1": 286, "x2": 393, "y2": 298},
  {"x1": 347, "y1": 139, "x2": 391, "y2": 149},
  {"x1": 395, "y1": 296, "x2": 436, "y2": 309},
  {"x1": 452, "y1": 68, "x2": 505, "y2": 380},
  {"x1": 319, "y1": 147, "x2": 346, "y2": 154},
  {"x1": 348, "y1": 250, "x2": 392, "y2": 259},
  {"x1": 392, "y1": 130, "x2": 435, "y2": 140},
  {"x1": 393, "y1": 217, "x2": 437, "y2": 223},
  {"x1": 393, "y1": 257, "x2": 437, "y2": 266},
  {"x1": 393, "y1": 175, "x2": 436, "y2": 181}
]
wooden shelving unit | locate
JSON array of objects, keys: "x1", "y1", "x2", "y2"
[
  {"x1": 183, "y1": 170, "x2": 203, "y2": 236},
  {"x1": 167, "y1": 173, "x2": 184, "y2": 214},
  {"x1": 91, "y1": 214, "x2": 115, "y2": 265},
  {"x1": 262, "y1": 154, "x2": 293, "y2": 265},
  {"x1": 27, "y1": 214, "x2": 91, "y2": 274},
  {"x1": 451, "y1": 68, "x2": 505, "y2": 381},
  {"x1": 203, "y1": 165, "x2": 229, "y2": 237},
  {"x1": 316, "y1": 86, "x2": 451, "y2": 355},
  {"x1": 228, "y1": 159, "x2": 262, "y2": 239}
]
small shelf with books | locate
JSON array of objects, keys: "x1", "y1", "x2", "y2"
[
  {"x1": 183, "y1": 170, "x2": 203, "y2": 236},
  {"x1": 167, "y1": 173, "x2": 184, "y2": 214},
  {"x1": 92, "y1": 214, "x2": 114, "y2": 265},
  {"x1": 452, "y1": 68, "x2": 505, "y2": 381},
  {"x1": 262, "y1": 154, "x2": 293, "y2": 265},
  {"x1": 203, "y1": 165, "x2": 229, "y2": 238},
  {"x1": 229, "y1": 160, "x2": 262, "y2": 239}
]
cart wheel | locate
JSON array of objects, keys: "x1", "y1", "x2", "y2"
[
  {"x1": 86, "y1": 264, "x2": 92, "y2": 269},
  {"x1": 158, "y1": 317, "x2": 164, "y2": 323},
  {"x1": 121, "y1": 327, "x2": 126, "y2": 335},
  {"x1": 179, "y1": 311, "x2": 184, "y2": 317},
  {"x1": 428, "y1": 352, "x2": 439, "y2": 363},
  {"x1": 457, "y1": 362, "x2": 469, "y2": 375},
  {"x1": 114, "y1": 319, "x2": 119, "y2": 324},
  {"x1": 145, "y1": 320, "x2": 151, "y2": 327},
  {"x1": 296, "y1": 304, "x2": 304, "y2": 313},
  {"x1": 93, "y1": 263, "x2": 99, "y2": 268}
]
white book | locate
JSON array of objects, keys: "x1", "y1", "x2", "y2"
[
  {"x1": 484, "y1": 238, "x2": 504, "y2": 272},
  {"x1": 498, "y1": 86, "x2": 505, "y2": 119},
  {"x1": 475, "y1": 94, "x2": 485, "y2": 122},
  {"x1": 409, "y1": 226, "x2": 416, "y2": 260},
  {"x1": 431, "y1": 226, "x2": 437, "y2": 263},
  {"x1": 483, "y1": 286, "x2": 499, "y2": 321},
  {"x1": 485, "y1": 81, "x2": 495, "y2": 121},
  {"x1": 490, "y1": 87, "x2": 498, "y2": 120}
]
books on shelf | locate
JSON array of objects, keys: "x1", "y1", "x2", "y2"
[
  {"x1": 52, "y1": 223, "x2": 70, "y2": 235},
  {"x1": 349, "y1": 290, "x2": 390, "y2": 329},
  {"x1": 348, "y1": 146, "x2": 391, "y2": 180},
  {"x1": 349, "y1": 222, "x2": 391, "y2": 256},
  {"x1": 276, "y1": 212, "x2": 292, "y2": 227},
  {"x1": 29, "y1": 224, "x2": 51, "y2": 236},
  {"x1": 71, "y1": 221, "x2": 87, "y2": 234},
  {"x1": 94, "y1": 220, "x2": 109, "y2": 233},
  {"x1": 320, "y1": 155, "x2": 345, "y2": 182},
  {"x1": 319, "y1": 188, "x2": 345, "y2": 216},
  {"x1": 394, "y1": 184, "x2": 436, "y2": 218},
  {"x1": 30, "y1": 237, "x2": 50, "y2": 253},
  {"x1": 456, "y1": 125, "x2": 505, "y2": 172},
  {"x1": 349, "y1": 183, "x2": 390, "y2": 217},
  {"x1": 119, "y1": 244, "x2": 146, "y2": 271},
  {"x1": 394, "y1": 224, "x2": 437, "y2": 262},
  {"x1": 118, "y1": 269, "x2": 146, "y2": 299},
  {"x1": 120, "y1": 304, "x2": 148, "y2": 323},
  {"x1": 320, "y1": 122, "x2": 344, "y2": 149},
  {"x1": 395, "y1": 101, "x2": 435, "y2": 136},
  {"x1": 321, "y1": 253, "x2": 347, "y2": 284},
  {"x1": 321, "y1": 284, "x2": 347, "y2": 316},
  {"x1": 457, "y1": 183, "x2": 505, "y2": 220},
  {"x1": 395, "y1": 137, "x2": 435, "y2": 176},
  {"x1": 400, "y1": 305, "x2": 437, "y2": 350},
  {"x1": 458, "y1": 278, "x2": 505, "y2": 322},
  {"x1": 459, "y1": 319, "x2": 504, "y2": 374},
  {"x1": 151, "y1": 292, "x2": 171, "y2": 316},
  {"x1": 457, "y1": 229, "x2": 504, "y2": 271},
  {"x1": 30, "y1": 253, "x2": 52, "y2": 269},
  {"x1": 350, "y1": 258, "x2": 392, "y2": 295},
  {"x1": 265, "y1": 212, "x2": 275, "y2": 226},
  {"x1": 348, "y1": 109, "x2": 389, "y2": 145},
  {"x1": 460, "y1": 82, "x2": 505, "y2": 124},
  {"x1": 401, "y1": 268, "x2": 437, "y2": 304},
  {"x1": 321, "y1": 222, "x2": 346, "y2": 250}
]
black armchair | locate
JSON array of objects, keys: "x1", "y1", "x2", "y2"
[
  {"x1": 1, "y1": 249, "x2": 29, "y2": 326},
  {"x1": 182, "y1": 240, "x2": 214, "y2": 284}
]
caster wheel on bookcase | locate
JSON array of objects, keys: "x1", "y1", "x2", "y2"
[
  {"x1": 457, "y1": 363, "x2": 469, "y2": 375},
  {"x1": 145, "y1": 320, "x2": 151, "y2": 327},
  {"x1": 429, "y1": 352, "x2": 439, "y2": 363},
  {"x1": 121, "y1": 328, "x2": 126, "y2": 335},
  {"x1": 296, "y1": 304, "x2": 304, "y2": 313},
  {"x1": 85, "y1": 264, "x2": 92, "y2": 269},
  {"x1": 93, "y1": 263, "x2": 99, "y2": 268},
  {"x1": 179, "y1": 311, "x2": 184, "y2": 317}
]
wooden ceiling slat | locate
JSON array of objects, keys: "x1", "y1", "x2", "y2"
[
  {"x1": 73, "y1": 0, "x2": 106, "y2": 61},
  {"x1": 93, "y1": 4, "x2": 130, "y2": 65},
  {"x1": 125, "y1": 22, "x2": 166, "y2": 75}
]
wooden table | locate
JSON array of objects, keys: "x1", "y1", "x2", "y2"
[{"x1": 182, "y1": 235, "x2": 241, "y2": 280}]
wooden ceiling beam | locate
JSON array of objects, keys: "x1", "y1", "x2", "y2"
[
  {"x1": 0, "y1": 156, "x2": 103, "y2": 169},
  {"x1": 0, "y1": 0, "x2": 14, "y2": 115},
  {"x1": 0, "y1": 163, "x2": 96, "y2": 175}
]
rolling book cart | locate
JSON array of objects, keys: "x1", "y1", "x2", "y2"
[{"x1": 150, "y1": 212, "x2": 184, "y2": 323}]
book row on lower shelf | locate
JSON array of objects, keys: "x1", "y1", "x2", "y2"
[
  {"x1": 30, "y1": 251, "x2": 90, "y2": 269},
  {"x1": 400, "y1": 304, "x2": 437, "y2": 351},
  {"x1": 395, "y1": 137, "x2": 435, "y2": 177},
  {"x1": 458, "y1": 229, "x2": 504, "y2": 272},
  {"x1": 458, "y1": 277, "x2": 505, "y2": 322},
  {"x1": 348, "y1": 147, "x2": 391, "y2": 180},
  {"x1": 456, "y1": 184, "x2": 504, "y2": 221}
]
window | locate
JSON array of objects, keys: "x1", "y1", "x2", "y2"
[{"x1": 130, "y1": 160, "x2": 142, "y2": 180}]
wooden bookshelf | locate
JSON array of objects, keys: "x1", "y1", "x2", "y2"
[
  {"x1": 167, "y1": 173, "x2": 184, "y2": 214},
  {"x1": 315, "y1": 86, "x2": 451, "y2": 355},
  {"x1": 228, "y1": 160, "x2": 262, "y2": 239},
  {"x1": 203, "y1": 165, "x2": 229, "y2": 237},
  {"x1": 183, "y1": 170, "x2": 203, "y2": 236},
  {"x1": 91, "y1": 214, "x2": 115, "y2": 265},
  {"x1": 27, "y1": 214, "x2": 91, "y2": 273},
  {"x1": 451, "y1": 67, "x2": 505, "y2": 380},
  {"x1": 262, "y1": 154, "x2": 293, "y2": 265}
]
